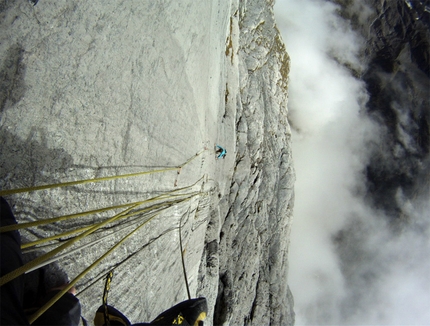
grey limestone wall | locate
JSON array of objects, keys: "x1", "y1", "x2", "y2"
[{"x1": 0, "y1": 0, "x2": 295, "y2": 324}]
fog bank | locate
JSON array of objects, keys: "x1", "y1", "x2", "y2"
[{"x1": 275, "y1": 0, "x2": 430, "y2": 324}]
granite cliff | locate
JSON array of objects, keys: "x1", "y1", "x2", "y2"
[{"x1": 0, "y1": 0, "x2": 294, "y2": 325}]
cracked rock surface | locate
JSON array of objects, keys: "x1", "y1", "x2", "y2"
[
  {"x1": 205, "y1": 0, "x2": 295, "y2": 324},
  {"x1": 1, "y1": 0, "x2": 294, "y2": 324}
]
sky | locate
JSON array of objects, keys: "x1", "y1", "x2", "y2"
[{"x1": 274, "y1": 0, "x2": 430, "y2": 324}]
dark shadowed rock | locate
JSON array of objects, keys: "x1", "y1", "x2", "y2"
[
  {"x1": 363, "y1": 0, "x2": 429, "y2": 219},
  {"x1": 336, "y1": 0, "x2": 429, "y2": 219}
]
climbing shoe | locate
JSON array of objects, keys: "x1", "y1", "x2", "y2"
[
  {"x1": 94, "y1": 304, "x2": 131, "y2": 326},
  {"x1": 95, "y1": 297, "x2": 207, "y2": 326},
  {"x1": 134, "y1": 297, "x2": 207, "y2": 326}
]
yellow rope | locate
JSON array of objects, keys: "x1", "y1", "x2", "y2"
[
  {"x1": 25, "y1": 194, "x2": 200, "y2": 273},
  {"x1": 0, "y1": 205, "x2": 136, "y2": 287},
  {"x1": 28, "y1": 210, "x2": 163, "y2": 324},
  {"x1": 21, "y1": 225, "x2": 93, "y2": 250},
  {"x1": 75, "y1": 225, "x2": 178, "y2": 297},
  {"x1": 0, "y1": 168, "x2": 178, "y2": 196},
  {"x1": 0, "y1": 148, "x2": 206, "y2": 197},
  {"x1": 25, "y1": 214, "x2": 149, "y2": 273},
  {"x1": 0, "y1": 149, "x2": 207, "y2": 320},
  {"x1": 20, "y1": 191, "x2": 199, "y2": 249},
  {"x1": 27, "y1": 192, "x2": 200, "y2": 323},
  {"x1": 8, "y1": 193, "x2": 188, "y2": 235},
  {"x1": 1, "y1": 191, "x2": 201, "y2": 285},
  {"x1": 3, "y1": 178, "x2": 203, "y2": 249},
  {"x1": 0, "y1": 203, "x2": 136, "y2": 233}
]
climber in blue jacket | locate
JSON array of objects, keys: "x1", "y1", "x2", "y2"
[{"x1": 216, "y1": 145, "x2": 227, "y2": 159}]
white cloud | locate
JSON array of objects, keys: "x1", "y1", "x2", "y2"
[{"x1": 274, "y1": 0, "x2": 430, "y2": 324}]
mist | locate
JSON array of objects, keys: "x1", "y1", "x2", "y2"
[{"x1": 274, "y1": 0, "x2": 430, "y2": 324}]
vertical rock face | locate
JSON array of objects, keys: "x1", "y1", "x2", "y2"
[
  {"x1": 0, "y1": 1, "x2": 230, "y2": 323},
  {"x1": 197, "y1": 0, "x2": 295, "y2": 325},
  {"x1": 0, "y1": 0, "x2": 294, "y2": 324}
]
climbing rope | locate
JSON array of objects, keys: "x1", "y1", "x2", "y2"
[
  {"x1": 28, "y1": 209, "x2": 165, "y2": 324},
  {"x1": 179, "y1": 209, "x2": 191, "y2": 301},
  {"x1": 76, "y1": 225, "x2": 178, "y2": 297},
  {"x1": 25, "y1": 194, "x2": 200, "y2": 275},
  {"x1": 74, "y1": 194, "x2": 211, "y2": 300},
  {"x1": 19, "y1": 190, "x2": 200, "y2": 250},
  {"x1": 0, "y1": 148, "x2": 206, "y2": 197},
  {"x1": 0, "y1": 149, "x2": 209, "y2": 324},
  {"x1": 0, "y1": 204, "x2": 136, "y2": 287},
  {"x1": 102, "y1": 271, "x2": 114, "y2": 326},
  {"x1": 0, "y1": 188, "x2": 202, "y2": 287}
]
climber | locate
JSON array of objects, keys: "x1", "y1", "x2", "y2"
[{"x1": 215, "y1": 145, "x2": 227, "y2": 159}]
